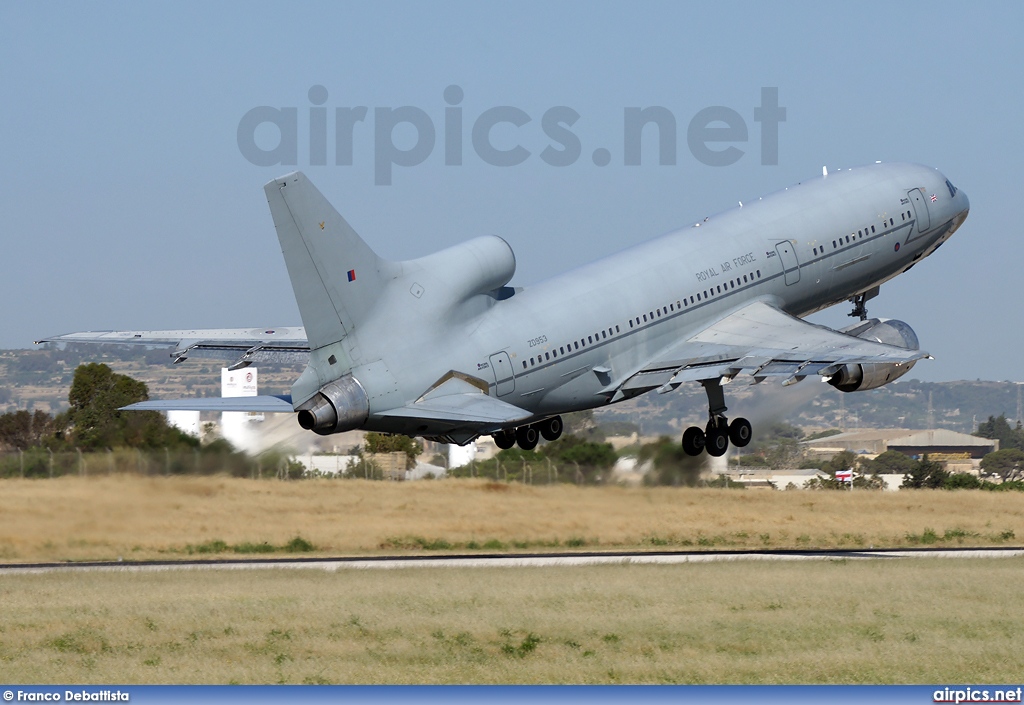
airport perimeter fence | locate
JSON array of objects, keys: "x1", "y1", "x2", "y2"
[
  {"x1": 446, "y1": 458, "x2": 609, "y2": 485},
  {"x1": 0, "y1": 448, "x2": 285, "y2": 480},
  {"x1": 0, "y1": 449, "x2": 615, "y2": 484}
]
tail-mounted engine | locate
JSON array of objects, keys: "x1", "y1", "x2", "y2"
[
  {"x1": 296, "y1": 375, "x2": 369, "y2": 435},
  {"x1": 828, "y1": 319, "x2": 920, "y2": 392}
]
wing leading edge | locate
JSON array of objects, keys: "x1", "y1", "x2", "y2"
[{"x1": 611, "y1": 300, "x2": 929, "y2": 399}]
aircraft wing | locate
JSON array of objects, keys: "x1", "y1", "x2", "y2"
[
  {"x1": 611, "y1": 300, "x2": 929, "y2": 398},
  {"x1": 122, "y1": 396, "x2": 295, "y2": 412},
  {"x1": 36, "y1": 328, "x2": 310, "y2": 369}
]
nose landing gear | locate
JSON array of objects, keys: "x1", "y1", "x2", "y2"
[{"x1": 681, "y1": 378, "x2": 752, "y2": 457}]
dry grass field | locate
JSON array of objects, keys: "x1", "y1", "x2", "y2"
[
  {"x1": 0, "y1": 476, "x2": 1022, "y2": 563},
  {"x1": 1, "y1": 559, "x2": 1023, "y2": 684},
  {"x1": 3, "y1": 476, "x2": 1023, "y2": 684}
]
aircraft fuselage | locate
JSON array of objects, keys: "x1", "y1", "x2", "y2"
[{"x1": 360, "y1": 162, "x2": 968, "y2": 437}]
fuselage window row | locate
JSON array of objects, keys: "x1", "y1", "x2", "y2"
[
  {"x1": 520, "y1": 269, "x2": 763, "y2": 375},
  {"x1": 516, "y1": 200, "x2": 933, "y2": 380}
]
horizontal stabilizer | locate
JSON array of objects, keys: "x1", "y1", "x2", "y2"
[
  {"x1": 381, "y1": 395, "x2": 532, "y2": 426},
  {"x1": 122, "y1": 395, "x2": 294, "y2": 413},
  {"x1": 378, "y1": 375, "x2": 532, "y2": 427}
]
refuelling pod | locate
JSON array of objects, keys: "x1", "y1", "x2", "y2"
[
  {"x1": 296, "y1": 375, "x2": 369, "y2": 435},
  {"x1": 828, "y1": 319, "x2": 920, "y2": 393}
]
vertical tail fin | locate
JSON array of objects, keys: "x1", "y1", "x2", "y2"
[{"x1": 264, "y1": 172, "x2": 393, "y2": 350}]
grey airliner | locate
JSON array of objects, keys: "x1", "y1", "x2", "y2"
[{"x1": 41, "y1": 162, "x2": 969, "y2": 456}]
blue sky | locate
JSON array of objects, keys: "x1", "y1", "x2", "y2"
[{"x1": 2, "y1": 1, "x2": 1020, "y2": 382}]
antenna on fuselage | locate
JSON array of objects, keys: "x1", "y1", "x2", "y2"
[{"x1": 822, "y1": 166, "x2": 828, "y2": 177}]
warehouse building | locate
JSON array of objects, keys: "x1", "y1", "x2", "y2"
[{"x1": 801, "y1": 428, "x2": 998, "y2": 473}]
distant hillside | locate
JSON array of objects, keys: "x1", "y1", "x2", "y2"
[
  {"x1": 593, "y1": 376, "x2": 1023, "y2": 436},
  {"x1": 2, "y1": 347, "x2": 1021, "y2": 436},
  {"x1": 0, "y1": 346, "x2": 301, "y2": 415}
]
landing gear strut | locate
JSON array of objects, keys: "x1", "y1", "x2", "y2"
[
  {"x1": 848, "y1": 286, "x2": 879, "y2": 321},
  {"x1": 681, "y1": 378, "x2": 752, "y2": 457}
]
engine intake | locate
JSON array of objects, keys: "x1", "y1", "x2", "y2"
[
  {"x1": 828, "y1": 319, "x2": 920, "y2": 393},
  {"x1": 296, "y1": 375, "x2": 369, "y2": 435}
]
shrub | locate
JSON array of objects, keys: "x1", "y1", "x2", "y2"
[{"x1": 943, "y1": 472, "x2": 984, "y2": 490}]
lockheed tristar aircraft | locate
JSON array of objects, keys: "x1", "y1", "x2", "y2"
[{"x1": 41, "y1": 163, "x2": 969, "y2": 456}]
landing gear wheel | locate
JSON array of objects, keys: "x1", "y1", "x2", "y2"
[
  {"x1": 728, "y1": 417, "x2": 752, "y2": 448},
  {"x1": 515, "y1": 425, "x2": 539, "y2": 451},
  {"x1": 493, "y1": 430, "x2": 516, "y2": 450},
  {"x1": 539, "y1": 416, "x2": 563, "y2": 442},
  {"x1": 705, "y1": 422, "x2": 730, "y2": 457},
  {"x1": 682, "y1": 426, "x2": 706, "y2": 456}
]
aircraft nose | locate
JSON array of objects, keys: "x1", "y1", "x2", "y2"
[{"x1": 949, "y1": 187, "x2": 969, "y2": 234}]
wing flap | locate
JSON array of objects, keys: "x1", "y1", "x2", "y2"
[
  {"x1": 613, "y1": 300, "x2": 928, "y2": 395},
  {"x1": 36, "y1": 328, "x2": 310, "y2": 365}
]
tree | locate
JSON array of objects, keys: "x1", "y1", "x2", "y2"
[
  {"x1": 561, "y1": 410, "x2": 606, "y2": 442},
  {"x1": 67, "y1": 363, "x2": 197, "y2": 449},
  {"x1": 975, "y1": 414, "x2": 1024, "y2": 451},
  {"x1": 763, "y1": 438, "x2": 802, "y2": 469},
  {"x1": 804, "y1": 450, "x2": 885, "y2": 490},
  {"x1": 0, "y1": 410, "x2": 59, "y2": 450},
  {"x1": 363, "y1": 432, "x2": 422, "y2": 463},
  {"x1": 821, "y1": 450, "x2": 859, "y2": 477},
  {"x1": 639, "y1": 436, "x2": 705, "y2": 487},
  {"x1": 542, "y1": 435, "x2": 617, "y2": 468},
  {"x1": 765, "y1": 422, "x2": 804, "y2": 440},
  {"x1": 862, "y1": 450, "x2": 918, "y2": 475},
  {"x1": 979, "y1": 448, "x2": 1024, "y2": 482},
  {"x1": 739, "y1": 422, "x2": 806, "y2": 469},
  {"x1": 943, "y1": 472, "x2": 984, "y2": 490},
  {"x1": 901, "y1": 455, "x2": 950, "y2": 489}
]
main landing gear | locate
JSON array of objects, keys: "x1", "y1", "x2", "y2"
[
  {"x1": 492, "y1": 416, "x2": 563, "y2": 451},
  {"x1": 681, "y1": 379, "x2": 752, "y2": 457},
  {"x1": 848, "y1": 286, "x2": 879, "y2": 322}
]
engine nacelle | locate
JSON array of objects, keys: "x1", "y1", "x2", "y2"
[
  {"x1": 296, "y1": 374, "x2": 369, "y2": 436},
  {"x1": 828, "y1": 319, "x2": 920, "y2": 392},
  {"x1": 404, "y1": 235, "x2": 517, "y2": 303}
]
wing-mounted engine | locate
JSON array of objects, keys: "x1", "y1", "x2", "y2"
[
  {"x1": 828, "y1": 319, "x2": 920, "y2": 392},
  {"x1": 295, "y1": 374, "x2": 370, "y2": 435}
]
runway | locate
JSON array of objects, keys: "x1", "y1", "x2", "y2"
[{"x1": 2, "y1": 546, "x2": 1022, "y2": 575}]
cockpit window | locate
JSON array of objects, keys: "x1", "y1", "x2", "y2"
[{"x1": 946, "y1": 179, "x2": 957, "y2": 198}]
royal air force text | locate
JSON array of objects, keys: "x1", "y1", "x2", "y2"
[{"x1": 695, "y1": 252, "x2": 756, "y2": 282}]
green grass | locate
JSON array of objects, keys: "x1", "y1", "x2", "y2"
[
  {"x1": 183, "y1": 536, "x2": 315, "y2": 556},
  {"x1": 2, "y1": 558, "x2": 1024, "y2": 684}
]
